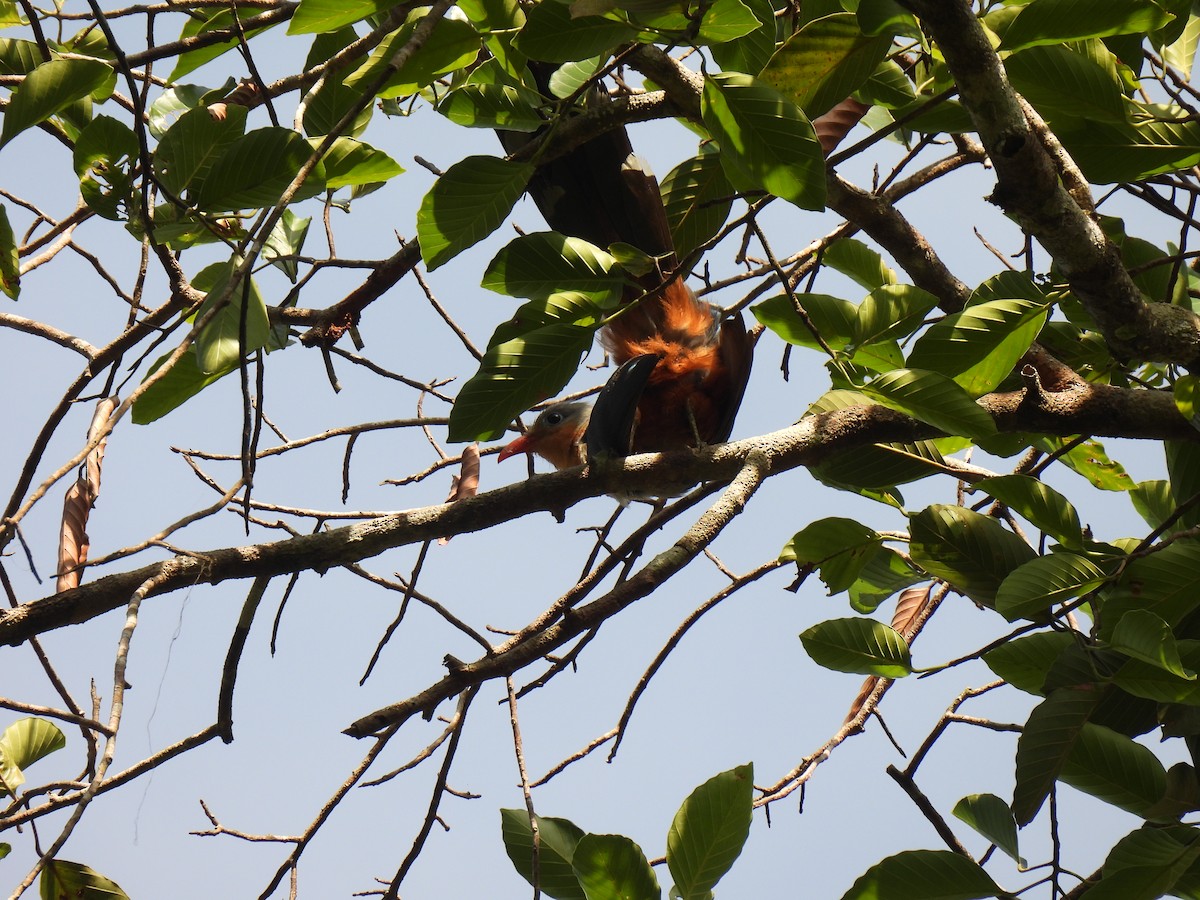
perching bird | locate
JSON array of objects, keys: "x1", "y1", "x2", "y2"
[{"x1": 495, "y1": 65, "x2": 753, "y2": 471}]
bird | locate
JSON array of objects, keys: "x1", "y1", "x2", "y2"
[{"x1": 495, "y1": 65, "x2": 754, "y2": 472}]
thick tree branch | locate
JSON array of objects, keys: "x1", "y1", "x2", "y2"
[
  {"x1": 2, "y1": 382, "x2": 1193, "y2": 646},
  {"x1": 898, "y1": 0, "x2": 1200, "y2": 367}
]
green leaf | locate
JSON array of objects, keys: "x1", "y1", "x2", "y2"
[
  {"x1": 823, "y1": 237, "x2": 897, "y2": 291},
  {"x1": 132, "y1": 346, "x2": 235, "y2": 424},
  {"x1": 153, "y1": 104, "x2": 249, "y2": 198},
  {"x1": 906, "y1": 299, "x2": 1049, "y2": 397},
  {"x1": 1055, "y1": 113, "x2": 1200, "y2": 184},
  {"x1": 984, "y1": 631, "x2": 1075, "y2": 695},
  {"x1": 1131, "y1": 480, "x2": 1178, "y2": 532},
  {"x1": 146, "y1": 81, "x2": 231, "y2": 138},
  {"x1": 753, "y1": 292, "x2": 855, "y2": 351},
  {"x1": 73, "y1": 115, "x2": 138, "y2": 221},
  {"x1": 516, "y1": 0, "x2": 636, "y2": 63},
  {"x1": 262, "y1": 209, "x2": 311, "y2": 283},
  {"x1": 1013, "y1": 685, "x2": 1102, "y2": 826},
  {"x1": 976, "y1": 475, "x2": 1083, "y2": 548},
  {"x1": 760, "y1": 13, "x2": 892, "y2": 118},
  {"x1": 0, "y1": 717, "x2": 65, "y2": 793},
  {"x1": 697, "y1": 0, "x2": 763, "y2": 44},
  {"x1": 0, "y1": 38, "x2": 41, "y2": 76},
  {"x1": 344, "y1": 13, "x2": 480, "y2": 98},
  {"x1": 417, "y1": 156, "x2": 532, "y2": 271},
  {"x1": 487, "y1": 291, "x2": 613, "y2": 347},
  {"x1": 854, "y1": 284, "x2": 938, "y2": 347},
  {"x1": 170, "y1": 7, "x2": 276, "y2": 80},
  {"x1": 1175, "y1": 375, "x2": 1200, "y2": 429},
  {"x1": 1100, "y1": 540, "x2": 1200, "y2": 638},
  {"x1": 661, "y1": 150, "x2": 734, "y2": 259},
  {"x1": 709, "y1": 0, "x2": 777, "y2": 75},
  {"x1": 952, "y1": 794, "x2": 1024, "y2": 867},
  {"x1": 288, "y1": 0, "x2": 399, "y2": 34},
  {"x1": 1038, "y1": 436, "x2": 1134, "y2": 491},
  {"x1": 316, "y1": 136, "x2": 404, "y2": 188},
  {"x1": 862, "y1": 368, "x2": 997, "y2": 441},
  {"x1": 193, "y1": 126, "x2": 325, "y2": 211},
  {"x1": 667, "y1": 764, "x2": 753, "y2": 900},
  {"x1": 856, "y1": 0, "x2": 920, "y2": 38},
  {"x1": 0, "y1": 203, "x2": 18, "y2": 300},
  {"x1": 1167, "y1": 440, "x2": 1200, "y2": 527},
  {"x1": 780, "y1": 518, "x2": 882, "y2": 594},
  {"x1": 800, "y1": 617, "x2": 912, "y2": 677},
  {"x1": 909, "y1": 504, "x2": 1037, "y2": 607},
  {"x1": 847, "y1": 548, "x2": 925, "y2": 613},
  {"x1": 192, "y1": 260, "x2": 271, "y2": 375},
  {"x1": 701, "y1": 72, "x2": 825, "y2": 210},
  {"x1": 573, "y1": 834, "x2": 660, "y2": 900},
  {"x1": 448, "y1": 324, "x2": 594, "y2": 441},
  {"x1": 840, "y1": 849, "x2": 1003, "y2": 900},
  {"x1": 482, "y1": 233, "x2": 622, "y2": 299},
  {"x1": 995, "y1": 551, "x2": 1111, "y2": 622},
  {"x1": 40, "y1": 860, "x2": 130, "y2": 900},
  {"x1": 500, "y1": 809, "x2": 587, "y2": 900},
  {"x1": 1111, "y1": 609, "x2": 1194, "y2": 679},
  {"x1": 1113, "y1": 641, "x2": 1200, "y2": 703},
  {"x1": 1060, "y1": 723, "x2": 1168, "y2": 819},
  {"x1": 301, "y1": 28, "x2": 375, "y2": 138},
  {"x1": 0, "y1": 57, "x2": 113, "y2": 147},
  {"x1": 438, "y1": 81, "x2": 545, "y2": 131},
  {"x1": 1005, "y1": 41, "x2": 1129, "y2": 125},
  {"x1": 1000, "y1": 0, "x2": 1174, "y2": 51}
]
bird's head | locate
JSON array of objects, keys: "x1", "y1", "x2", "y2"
[{"x1": 497, "y1": 401, "x2": 591, "y2": 470}]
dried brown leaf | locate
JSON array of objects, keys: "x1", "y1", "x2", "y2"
[
  {"x1": 813, "y1": 98, "x2": 871, "y2": 157},
  {"x1": 892, "y1": 584, "x2": 932, "y2": 639},
  {"x1": 56, "y1": 397, "x2": 117, "y2": 593},
  {"x1": 439, "y1": 445, "x2": 480, "y2": 545}
]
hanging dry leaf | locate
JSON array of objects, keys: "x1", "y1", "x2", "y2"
[
  {"x1": 892, "y1": 585, "x2": 932, "y2": 639},
  {"x1": 844, "y1": 675, "x2": 880, "y2": 726},
  {"x1": 56, "y1": 397, "x2": 117, "y2": 592},
  {"x1": 813, "y1": 98, "x2": 871, "y2": 157},
  {"x1": 438, "y1": 445, "x2": 480, "y2": 545}
]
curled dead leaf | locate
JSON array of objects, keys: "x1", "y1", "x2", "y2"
[
  {"x1": 892, "y1": 585, "x2": 932, "y2": 639},
  {"x1": 813, "y1": 98, "x2": 871, "y2": 157},
  {"x1": 438, "y1": 445, "x2": 480, "y2": 545},
  {"x1": 56, "y1": 397, "x2": 117, "y2": 593}
]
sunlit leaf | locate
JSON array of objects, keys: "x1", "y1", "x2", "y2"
[
  {"x1": 0, "y1": 57, "x2": 113, "y2": 147},
  {"x1": 952, "y1": 794, "x2": 1024, "y2": 867},
  {"x1": 667, "y1": 764, "x2": 753, "y2": 900},
  {"x1": 800, "y1": 617, "x2": 912, "y2": 677},
  {"x1": 909, "y1": 504, "x2": 1037, "y2": 607},
  {"x1": 500, "y1": 809, "x2": 587, "y2": 900},
  {"x1": 840, "y1": 849, "x2": 1002, "y2": 900}
]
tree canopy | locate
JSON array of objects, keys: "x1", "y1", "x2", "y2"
[{"x1": 3, "y1": 0, "x2": 1200, "y2": 898}]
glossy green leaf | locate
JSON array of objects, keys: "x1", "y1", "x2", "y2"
[
  {"x1": 0, "y1": 37, "x2": 42, "y2": 76},
  {"x1": 984, "y1": 631, "x2": 1074, "y2": 695},
  {"x1": 824, "y1": 238, "x2": 897, "y2": 291},
  {"x1": 781, "y1": 518, "x2": 882, "y2": 594},
  {"x1": 800, "y1": 617, "x2": 912, "y2": 677},
  {"x1": 1013, "y1": 685, "x2": 1101, "y2": 826},
  {"x1": 482, "y1": 233, "x2": 622, "y2": 300},
  {"x1": 301, "y1": 28, "x2": 375, "y2": 138},
  {"x1": 1001, "y1": 0, "x2": 1173, "y2": 51},
  {"x1": 1, "y1": 57, "x2": 113, "y2": 147},
  {"x1": 1055, "y1": 113, "x2": 1200, "y2": 184},
  {"x1": 701, "y1": 72, "x2": 825, "y2": 210},
  {"x1": 153, "y1": 104, "x2": 248, "y2": 198},
  {"x1": 977, "y1": 475, "x2": 1083, "y2": 548},
  {"x1": 0, "y1": 203, "x2": 18, "y2": 300},
  {"x1": 661, "y1": 150, "x2": 734, "y2": 259},
  {"x1": 906, "y1": 299, "x2": 1049, "y2": 397},
  {"x1": 73, "y1": 115, "x2": 138, "y2": 221},
  {"x1": 447, "y1": 324, "x2": 594, "y2": 442},
  {"x1": 132, "y1": 346, "x2": 235, "y2": 424},
  {"x1": 192, "y1": 260, "x2": 271, "y2": 375},
  {"x1": 840, "y1": 849, "x2": 1003, "y2": 900},
  {"x1": 847, "y1": 548, "x2": 925, "y2": 613},
  {"x1": 146, "y1": 81, "x2": 229, "y2": 138},
  {"x1": 288, "y1": 0, "x2": 398, "y2": 34},
  {"x1": 315, "y1": 137, "x2": 403, "y2": 188},
  {"x1": 697, "y1": 0, "x2": 763, "y2": 44},
  {"x1": 1112, "y1": 645, "x2": 1200, "y2": 704},
  {"x1": 857, "y1": 0, "x2": 920, "y2": 38},
  {"x1": 40, "y1": 860, "x2": 130, "y2": 900},
  {"x1": 952, "y1": 794, "x2": 1024, "y2": 867},
  {"x1": 344, "y1": 14, "x2": 480, "y2": 99},
  {"x1": 709, "y1": 0, "x2": 777, "y2": 75},
  {"x1": 1038, "y1": 436, "x2": 1134, "y2": 491},
  {"x1": 909, "y1": 504, "x2": 1037, "y2": 607},
  {"x1": 573, "y1": 833, "x2": 659, "y2": 900},
  {"x1": 1005, "y1": 41, "x2": 1128, "y2": 125},
  {"x1": 995, "y1": 551, "x2": 1111, "y2": 622},
  {"x1": 262, "y1": 208, "x2": 312, "y2": 283},
  {"x1": 862, "y1": 368, "x2": 997, "y2": 440},
  {"x1": 1100, "y1": 540, "x2": 1200, "y2": 638},
  {"x1": 1167, "y1": 440, "x2": 1200, "y2": 527},
  {"x1": 854, "y1": 284, "x2": 938, "y2": 346},
  {"x1": 753, "y1": 292, "x2": 856, "y2": 351},
  {"x1": 0, "y1": 717, "x2": 65, "y2": 793},
  {"x1": 170, "y1": 7, "x2": 276, "y2": 80},
  {"x1": 1111, "y1": 609, "x2": 1194, "y2": 679},
  {"x1": 500, "y1": 809, "x2": 587, "y2": 900},
  {"x1": 1130, "y1": 479, "x2": 1183, "y2": 533},
  {"x1": 1060, "y1": 723, "x2": 1168, "y2": 819},
  {"x1": 1175, "y1": 374, "x2": 1200, "y2": 429},
  {"x1": 194, "y1": 126, "x2": 324, "y2": 211},
  {"x1": 438, "y1": 81, "x2": 545, "y2": 131},
  {"x1": 516, "y1": 1, "x2": 636, "y2": 63},
  {"x1": 417, "y1": 155, "x2": 533, "y2": 271},
  {"x1": 666, "y1": 764, "x2": 753, "y2": 900},
  {"x1": 760, "y1": 13, "x2": 892, "y2": 118},
  {"x1": 487, "y1": 291, "x2": 613, "y2": 348}
]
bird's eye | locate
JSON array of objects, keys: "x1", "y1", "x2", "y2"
[{"x1": 545, "y1": 411, "x2": 564, "y2": 426}]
